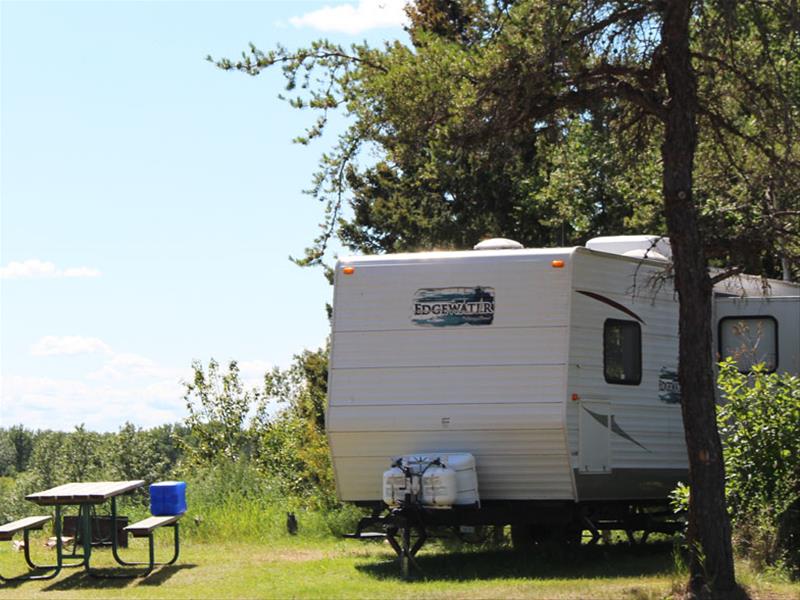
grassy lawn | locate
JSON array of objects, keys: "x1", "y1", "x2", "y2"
[{"x1": 1, "y1": 534, "x2": 797, "y2": 599}]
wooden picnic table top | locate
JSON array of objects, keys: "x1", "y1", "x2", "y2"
[{"x1": 26, "y1": 480, "x2": 146, "y2": 506}]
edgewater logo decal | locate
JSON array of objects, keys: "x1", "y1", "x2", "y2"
[
  {"x1": 658, "y1": 367, "x2": 681, "y2": 404},
  {"x1": 412, "y1": 287, "x2": 495, "y2": 327}
]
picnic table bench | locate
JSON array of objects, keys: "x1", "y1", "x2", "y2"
[
  {"x1": 0, "y1": 515, "x2": 65, "y2": 582},
  {"x1": 125, "y1": 515, "x2": 181, "y2": 537},
  {"x1": 122, "y1": 515, "x2": 182, "y2": 575},
  {"x1": 0, "y1": 516, "x2": 51, "y2": 541}
]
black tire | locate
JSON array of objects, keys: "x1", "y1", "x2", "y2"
[
  {"x1": 511, "y1": 523, "x2": 582, "y2": 552},
  {"x1": 510, "y1": 523, "x2": 535, "y2": 551},
  {"x1": 510, "y1": 524, "x2": 551, "y2": 551}
]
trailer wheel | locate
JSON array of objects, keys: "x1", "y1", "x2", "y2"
[
  {"x1": 511, "y1": 524, "x2": 582, "y2": 551},
  {"x1": 562, "y1": 526, "x2": 583, "y2": 546},
  {"x1": 510, "y1": 524, "x2": 548, "y2": 551}
]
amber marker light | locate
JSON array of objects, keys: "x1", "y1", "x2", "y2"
[
  {"x1": 552, "y1": 259, "x2": 565, "y2": 268},
  {"x1": 342, "y1": 266, "x2": 355, "y2": 275}
]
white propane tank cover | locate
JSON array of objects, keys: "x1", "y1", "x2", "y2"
[
  {"x1": 441, "y1": 454, "x2": 480, "y2": 506},
  {"x1": 473, "y1": 238, "x2": 524, "y2": 250},
  {"x1": 386, "y1": 454, "x2": 480, "y2": 507},
  {"x1": 586, "y1": 235, "x2": 672, "y2": 259},
  {"x1": 421, "y1": 464, "x2": 458, "y2": 508},
  {"x1": 382, "y1": 466, "x2": 407, "y2": 507}
]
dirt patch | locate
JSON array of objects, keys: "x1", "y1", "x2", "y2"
[{"x1": 242, "y1": 548, "x2": 334, "y2": 563}]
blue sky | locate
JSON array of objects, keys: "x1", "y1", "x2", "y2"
[{"x1": 1, "y1": 0, "x2": 409, "y2": 431}]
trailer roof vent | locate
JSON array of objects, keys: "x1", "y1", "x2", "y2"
[{"x1": 473, "y1": 238, "x2": 524, "y2": 250}]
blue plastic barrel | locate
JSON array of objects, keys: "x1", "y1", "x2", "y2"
[{"x1": 150, "y1": 481, "x2": 187, "y2": 516}]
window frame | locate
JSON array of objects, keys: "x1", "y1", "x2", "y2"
[
  {"x1": 603, "y1": 318, "x2": 642, "y2": 386},
  {"x1": 718, "y1": 315, "x2": 779, "y2": 374}
]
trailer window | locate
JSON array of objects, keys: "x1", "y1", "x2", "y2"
[
  {"x1": 719, "y1": 316, "x2": 777, "y2": 373},
  {"x1": 604, "y1": 319, "x2": 642, "y2": 385}
]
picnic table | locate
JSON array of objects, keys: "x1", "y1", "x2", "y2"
[{"x1": 0, "y1": 480, "x2": 181, "y2": 581}]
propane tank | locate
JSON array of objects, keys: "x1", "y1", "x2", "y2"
[
  {"x1": 421, "y1": 463, "x2": 457, "y2": 507},
  {"x1": 382, "y1": 465, "x2": 407, "y2": 507}
]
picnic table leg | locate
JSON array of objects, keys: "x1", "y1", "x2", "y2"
[
  {"x1": 83, "y1": 501, "x2": 131, "y2": 579},
  {"x1": 109, "y1": 497, "x2": 130, "y2": 565},
  {"x1": 22, "y1": 506, "x2": 83, "y2": 571},
  {"x1": 58, "y1": 507, "x2": 88, "y2": 568},
  {"x1": 105, "y1": 524, "x2": 179, "y2": 578},
  {"x1": 108, "y1": 496, "x2": 142, "y2": 567},
  {"x1": 0, "y1": 507, "x2": 63, "y2": 582},
  {"x1": 107, "y1": 496, "x2": 180, "y2": 575},
  {"x1": 79, "y1": 503, "x2": 118, "y2": 577},
  {"x1": 21, "y1": 506, "x2": 64, "y2": 572},
  {"x1": 88, "y1": 497, "x2": 158, "y2": 578},
  {"x1": 108, "y1": 496, "x2": 152, "y2": 568},
  {"x1": 121, "y1": 525, "x2": 178, "y2": 577},
  {"x1": 163, "y1": 523, "x2": 180, "y2": 566}
]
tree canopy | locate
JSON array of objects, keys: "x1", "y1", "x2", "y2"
[
  {"x1": 214, "y1": 0, "x2": 797, "y2": 278},
  {"x1": 213, "y1": 1, "x2": 799, "y2": 596}
]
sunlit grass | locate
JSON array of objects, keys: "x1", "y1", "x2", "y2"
[{"x1": 1, "y1": 530, "x2": 797, "y2": 599}]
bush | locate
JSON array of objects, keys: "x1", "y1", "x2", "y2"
[{"x1": 717, "y1": 359, "x2": 800, "y2": 573}]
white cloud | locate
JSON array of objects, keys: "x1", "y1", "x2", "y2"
[
  {"x1": 6, "y1": 342, "x2": 190, "y2": 430},
  {"x1": 62, "y1": 266, "x2": 102, "y2": 278},
  {"x1": 0, "y1": 259, "x2": 101, "y2": 279},
  {"x1": 289, "y1": 0, "x2": 409, "y2": 34},
  {"x1": 109, "y1": 353, "x2": 158, "y2": 369},
  {"x1": 5, "y1": 343, "x2": 277, "y2": 430},
  {"x1": 0, "y1": 374, "x2": 188, "y2": 432},
  {"x1": 30, "y1": 336, "x2": 113, "y2": 357},
  {"x1": 87, "y1": 353, "x2": 182, "y2": 381},
  {"x1": 237, "y1": 359, "x2": 273, "y2": 377},
  {"x1": 236, "y1": 359, "x2": 275, "y2": 391}
]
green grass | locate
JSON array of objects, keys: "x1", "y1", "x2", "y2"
[{"x1": 1, "y1": 533, "x2": 797, "y2": 599}]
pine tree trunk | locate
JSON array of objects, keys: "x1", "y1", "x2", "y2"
[{"x1": 660, "y1": 1, "x2": 736, "y2": 597}]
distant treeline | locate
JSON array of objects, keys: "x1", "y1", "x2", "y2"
[
  {"x1": 0, "y1": 348, "x2": 335, "y2": 526},
  {"x1": 0, "y1": 422, "x2": 184, "y2": 482}
]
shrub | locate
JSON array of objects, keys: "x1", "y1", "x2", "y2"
[{"x1": 716, "y1": 359, "x2": 800, "y2": 573}]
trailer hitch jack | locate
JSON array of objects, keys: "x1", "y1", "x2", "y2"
[{"x1": 386, "y1": 524, "x2": 427, "y2": 579}]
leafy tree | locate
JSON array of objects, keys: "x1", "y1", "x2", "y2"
[
  {"x1": 691, "y1": 3, "x2": 800, "y2": 277},
  {"x1": 60, "y1": 424, "x2": 104, "y2": 483},
  {"x1": 106, "y1": 422, "x2": 171, "y2": 483},
  {"x1": 266, "y1": 347, "x2": 328, "y2": 432},
  {"x1": 28, "y1": 430, "x2": 66, "y2": 489},
  {"x1": 214, "y1": 1, "x2": 799, "y2": 594},
  {"x1": 255, "y1": 346, "x2": 335, "y2": 507},
  {"x1": 147, "y1": 424, "x2": 186, "y2": 471},
  {"x1": 179, "y1": 359, "x2": 260, "y2": 467},
  {"x1": 7, "y1": 426, "x2": 35, "y2": 474},
  {"x1": 0, "y1": 431, "x2": 16, "y2": 477}
]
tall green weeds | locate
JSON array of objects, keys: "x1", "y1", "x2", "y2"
[{"x1": 177, "y1": 459, "x2": 361, "y2": 542}]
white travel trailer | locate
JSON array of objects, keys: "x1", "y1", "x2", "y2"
[{"x1": 328, "y1": 235, "x2": 799, "y2": 561}]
